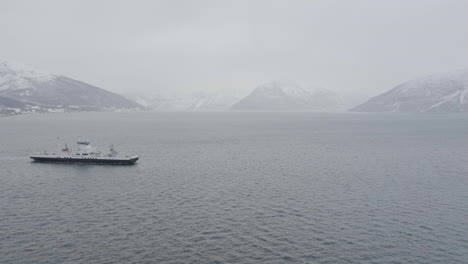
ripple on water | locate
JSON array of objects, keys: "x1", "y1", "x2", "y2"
[{"x1": 0, "y1": 112, "x2": 467, "y2": 264}]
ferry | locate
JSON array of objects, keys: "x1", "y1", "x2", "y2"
[{"x1": 30, "y1": 141, "x2": 139, "y2": 165}]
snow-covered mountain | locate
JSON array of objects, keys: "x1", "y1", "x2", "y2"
[
  {"x1": 231, "y1": 81, "x2": 344, "y2": 111},
  {"x1": 352, "y1": 70, "x2": 468, "y2": 113},
  {"x1": 0, "y1": 60, "x2": 143, "y2": 115},
  {"x1": 129, "y1": 91, "x2": 240, "y2": 111}
]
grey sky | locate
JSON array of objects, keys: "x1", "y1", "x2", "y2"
[{"x1": 2, "y1": 0, "x2": 468, "y2": 102}]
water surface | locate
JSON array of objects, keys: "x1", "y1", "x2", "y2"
[{"x1": 0, "y1": 112, "x2": 467, "y2": 263}]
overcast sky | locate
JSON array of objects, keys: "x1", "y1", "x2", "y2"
[{"x1": 2, "y1": 0, "x2": 468, "y2": 102}]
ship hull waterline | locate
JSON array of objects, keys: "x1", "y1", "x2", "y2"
[{"x1": 30, "y1": 156, "x2": 139, "y2": 165}]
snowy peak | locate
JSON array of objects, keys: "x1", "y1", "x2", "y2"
[
  {"x1": 0, "y1": 60, "x2": 57, "y2": 91},
  {"x1": 231, "y1": 81, "x2": 344, "y2": 111},
  {"x1": 393, "y1": 70, "x2": 468, "y2": 97},
  {"x1": 0, "y1": 59, "x2": 143, "y2": 115},
  {"x1": 352, "y1": 70, "x2": 468, "y2": 113}
]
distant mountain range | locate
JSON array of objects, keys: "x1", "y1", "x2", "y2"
[
  {"x1": 128, "y1": 91, "x2": 240, "y2": 111},
  {"x1": 231, "y1": 81, "x2": 344, "y2": 111},
  {"x1": 0, "y1": 60, "x2": 143, "y2": 115},
  {"x1": 3, "y1": 60, "x2": 467, "y2": 115},
  {"x1": 129, "y1": 81, "x2": 344, "y2": 112},
  {"x1": 352, "y1": 70, "x2": 468, "y2": 113}
]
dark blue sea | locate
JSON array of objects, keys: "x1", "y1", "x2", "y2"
[{"x1": 0, "y1": 112, "x2": 467, "y2": 263}]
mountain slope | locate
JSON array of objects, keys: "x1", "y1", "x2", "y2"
[
  {"x1": 0, "y1": 96, "x2": 69, "y2": 115},
  {"x1": 352, "y1": 71, "x2": 468, "y2": 113},
  {"x1": 0, "y1": 96, "x2": 32, "y2": 115},
  {"x1": 0, "y1": 60, "x2": 143, "y2": 114},
  {"x1": 231, "y1": 81, "x2": 344, "y2": 111}
]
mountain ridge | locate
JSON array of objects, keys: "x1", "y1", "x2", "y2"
[
  {"x1": 0, "y1": 60, "x2": 143, "y2": 115},
  {"x1": 352, "y1": 70, "x2": 468, "y2": 113},
  {"x1": 231, "y1": 81, "x2": 344, "y2": 111}
]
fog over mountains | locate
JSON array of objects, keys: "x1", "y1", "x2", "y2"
[
  {"x1": 0, "y1": 61, "x2": 143, "y2": 115},
  {"x1": 134, "y1": 72, "x2": 468, "y2": 113},
  {"x1": 128, "y1": 91, "x2": 240, "y2": 111},
  {"x1": 128, "y1": 81, "x2": 345, "y2": 112},
  {"x1": 231, "y1": 81, "x2": 344, "y2": 111},
  {"x1": 353, "y1": 71, "x2": 468, "y2": 113},
  {"x1": 2, "y1": 60, "x2": 468, "y2": 115},
  {"x1": 2, "y1": 0, "x2": 468, "y2": 116}
]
